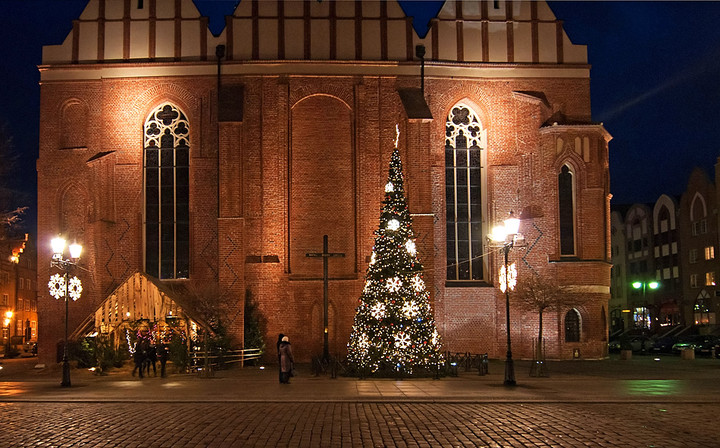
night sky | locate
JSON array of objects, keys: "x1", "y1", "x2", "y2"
[{"x1": 2, "y1": 1, "x2": 720, "y2": 234}]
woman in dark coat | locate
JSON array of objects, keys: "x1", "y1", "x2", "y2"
[
  {"x1": 278, "y1": 336, "x2": 294, "y2": 384},
  {"x1": 276, "y1": 333, "x2": 285, "y2": 383}
]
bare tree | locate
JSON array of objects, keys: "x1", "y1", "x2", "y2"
[
  {"x1": 515, "y1": 273, "x2": 575, "y2": 372},
  {"x1": 0, "y1": 124, "x2": 28, "y2": 239}
]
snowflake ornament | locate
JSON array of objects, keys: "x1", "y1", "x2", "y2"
[
  {"x1": 369, "y1": 252, "x2": 377, "y2": 265},
  {"x1": 370, "y1": 303, "x2": 386, "y2": 319},
  {"x1": 358, "y1": 333, "x2": 370, "y2": 350},
  {"x1": 402, "y1": 301, "x2": 420, "y2": 318},
  {"x1": 386, "y1": 276, "x2": 402, "y2": 292},
  {"x1": 411, "y1": 275, "x2": 425, "y2": 292},
  {"x1": 394, "y1": 331, "x2": 411, "y2": 349},
  {"x1": 387, "y1": 219, "x2": 400, "y2": 231},
  {"x1": 68, "y1": 276, "x2": 83, "y2": 301},
  {"x1": 385, "y1": 182, "x2": 394, "y2": 193},
  {"x1": 48, "y1": 274, "x2": 66, "y2": 300},
  {"x1": 405, "y1": 239, "x2": 416, "y2": 256}
]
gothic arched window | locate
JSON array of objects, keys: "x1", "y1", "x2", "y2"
[
  {"x1": 445, "y1": 104, "x2": 484, "y2": 281},
  {"x1": 144, "y1": 103, "x2": 190, "y2": 279},
  {"x1": 558, "y1": 164, "x2": 575, "y2": 256},
  {"x1": 564, "y1": 308, "x2": 581, "y2": 342}
]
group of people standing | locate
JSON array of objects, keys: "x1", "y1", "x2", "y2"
[
  {"x1": 132, "y1": 333, "x2": 170, "y2": 378},
  {"x1": 277, "y1": 334, "x2": 294, "y2": 384}
]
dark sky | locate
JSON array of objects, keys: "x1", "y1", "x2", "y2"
[{"x1": 1, "y1": 1, "x2": 720, "y2": 234}]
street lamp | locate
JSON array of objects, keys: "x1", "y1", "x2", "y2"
[
  {"x1": 48, "y1": 236, "x2": 82, "y2": 388},
  {"x1": 3, "y1": 310, "x2": 12, "y2": 356},
  {"x1": 489, "y1": 212, "x2": 525, "y2": 386},
  {"x1": 631, "y1": 280, "x2": 659, "y2": 329}
]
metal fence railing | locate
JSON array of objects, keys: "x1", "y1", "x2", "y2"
[{"x1": 190, "y1": 348, "x2": 263, "y2": 376}]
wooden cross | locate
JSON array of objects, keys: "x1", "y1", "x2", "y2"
[{"x1": 306, "y1": 235, "x2": 345, "y2": 361}]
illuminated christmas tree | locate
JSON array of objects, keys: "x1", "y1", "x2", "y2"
[{"x1": 347, "y1": 127, "x2": 444, "y2": 376}]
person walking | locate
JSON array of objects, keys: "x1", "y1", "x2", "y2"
[
  {"x1": 158, "y1": 342, "x2": 170, "y2": 378},
  {"x1": 278, "y1": 335, "x2": 294, "y2": 384},
  {"x1": 276, "y1": 333, "x2": 285, "y2": 383},
  {"x1": 132, "y1": 337, "x2": 148, "y2": 378},
  {"x1": 146, "y1": 339, "x2": 158, "y2": 376}
]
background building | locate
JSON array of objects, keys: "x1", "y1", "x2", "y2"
[
  {"x1": 0, "y1": 235, "x2": 37, "y2": 354},
  {"x1": 610, "y1": 163, "x2": 720, "y2": 337},
  {"x1": 37, "y1": 0, "x2": 611, "y2": 363}
]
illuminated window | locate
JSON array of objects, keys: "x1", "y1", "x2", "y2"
[
  {"x1": 558, "y1": 165, "x2": 575, "y2": 256},
  {"x1": 445, "y1": 104, "x2": 484, "y2": 281},
  {"x1": 633, "y1": 307, "x2": 651, "y2": 329},
  {"x1": 144, "y1": 103, "x2": 190, "y2": 279},
  {"x1": 705, "y1": 272, "x2": 716, "y2": 286},
  {"x1": 564, "y1": 309, "x2": 581, "y2": 342},
  {"x1": 705, "y1": 246, "x2": 715, "y2": 260}
]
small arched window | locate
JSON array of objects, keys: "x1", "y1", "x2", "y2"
[
  {"x1": 144, "y1": 103, "x2": 190, "y2": 279},
  {"x1": 565, "y1": 308, "x2": 581, "y2": 342},
  {"x1": 445, "y1": 104, "x2": 484, "y2": 281},
  {"x1": 558, "y1": 164, "x2": 575, "y2": 256}
]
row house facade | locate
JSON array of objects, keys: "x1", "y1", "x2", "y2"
[
  {"x1": 0, "y1": 235, "x2": 38, "y2": 351},
  {"x1": 611, "y1": 164, "x2": 720, "y2": 335}
]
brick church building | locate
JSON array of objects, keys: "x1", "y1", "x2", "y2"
[{"x1": 37, "y1": 0, "x2": 611, "y2": 363}]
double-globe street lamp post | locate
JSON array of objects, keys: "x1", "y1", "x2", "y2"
[
  {"x1": 631, "y1": 280, "x2": 659, "y2": 329},
  {"x1": 489, "y1": 212, "x2": 524, "y2": 386},
  {"x1": 48, "y1": 237, "x2": 82, "y2": 388}
]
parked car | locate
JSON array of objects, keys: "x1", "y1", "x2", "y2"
[
  {"x1": 671, "y1": 335, "x2": 720, "y2": 356},
  {"x1": 650, "y1": 335, "x2": 677, "y2": 354},
  {"x1": 19, "y1": 342, "x2": 36, "y2": 358},
  {"x1": 609, "y1": 336, "x2": 654, "y2": 353}
]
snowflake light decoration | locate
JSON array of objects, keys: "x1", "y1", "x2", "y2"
[
  {"x1": 48, "y1": 274, "x2": 66, "y2": 300},
  {"x1": 68, "y1": 276, "x2": 83, "y2": 301},
  {"x1": 411, "y1": 275, "x2": 425, "y2": 292},
  {"x1": 432, "y1": 329, "x2": 440, "y2": 346},
  {"x1": 499, "y1": 262, "x2": 518, "y2": 293},
  {"x1": 394, "y1": 331, "x2": 411, "y2": 349},
  {"x1": 369, "y1": 252, "x2": 377, "y2": 265},
  {"x1": 402, "y1": 301, "x2": 419, "y2": 318},
  {"x1": 387, "y1": 219, "x2": 400, "y2": 231},
  {"x1": 405, "y1": 239, "x2": 416, "y2": 256},
  {"x1": 385, "y1": 182, "x2": 394, "y2": 193},
  {"x1": 370, "y1": 303, "x2": 386, "y2": 319},
  {"x1": 357, "y1": 333, "x2": 370, "y2": 351},
  {"x1": 386, "y1": 276, "x2": 402, "y2": 292}
]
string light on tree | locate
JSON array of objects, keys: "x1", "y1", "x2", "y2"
[{"x1": 347, "y1": 124, "x2": 444, "y2": 376}]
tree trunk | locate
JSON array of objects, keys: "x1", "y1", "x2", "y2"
[{"x1": 537, "y1": 309, "x2": 544, "y2": 360}]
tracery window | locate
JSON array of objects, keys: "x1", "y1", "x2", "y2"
[
  {"x1": 144, "y1": 103, "x2": 190, "y2": 279},
  {"x1": 558, "y1": 165, "x2": 575, "y2": 256},
  {"x1": 445, "y1": 104, "x2": 483, "y2": 281}
]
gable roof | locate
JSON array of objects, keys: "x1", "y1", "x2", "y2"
[{"x1": 71, "y1": 271, "x2": 213, "y2": 339}]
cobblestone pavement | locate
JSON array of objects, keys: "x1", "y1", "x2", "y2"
[{"x1": 2, "y1": 401, "x2": 719, "y2": 448}]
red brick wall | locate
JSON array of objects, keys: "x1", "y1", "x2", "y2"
[{"x1": 37, "y1": 71, "x2": 610, "y2": 363}]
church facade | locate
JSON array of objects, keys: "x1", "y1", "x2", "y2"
[{"x1": 37, "y1": 0, "x2": 611, "y2": 363}]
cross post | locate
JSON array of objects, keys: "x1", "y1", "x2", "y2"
[{"x1": 306, "y1": 235, "x2": 345, "y2": 361}]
